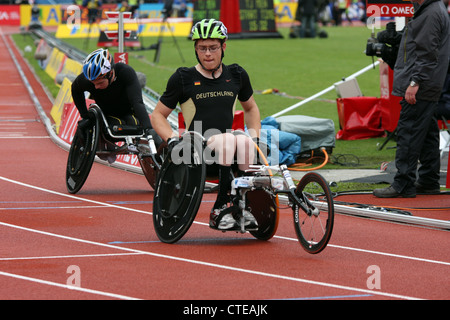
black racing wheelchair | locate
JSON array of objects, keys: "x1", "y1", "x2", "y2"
[
  {"x1": 66, "y1": 104, "x2": 163, "y2": 194},
  {"x1": 152, "y1": 130, "x2": 335, "y2": 254}
]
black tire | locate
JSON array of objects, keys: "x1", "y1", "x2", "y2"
[
  {"x1": 152, "y1": 133, "x2": 206, "y2": 243},
  {"x1": 139, "y1": 155, "x2": 159, "y2": 190},
  {"x1": 138, "y1": 143, "x2": 166, "y2": 190},
  {"x1": 247, "y1": 189, "x2": 279, "y2": 241},
  {"x1": 293, "y1": 172, "x2": 334, "y2": 254},
  {"x1": 66, "y1": 114, "x2": 99, "y2": 194}
]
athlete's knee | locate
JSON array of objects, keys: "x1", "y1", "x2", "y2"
[
  {"x1": 207, "y1": 133, "x2": 236, "y2": 165},
  {"x1": 235, "y1": 135, "x2": 255, "y2": 167}
]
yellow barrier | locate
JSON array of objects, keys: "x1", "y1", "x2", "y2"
[
  {"x1": 56, "y1": 58, "x2": 82, "y2": 85},
  {"x1": 44, "y1": 47, "x2": 65, "y2": 80},
  {"x1": 56, "y1": 21, "x2": 194, "y2": 39},
  {"x1": 51, "y1": 77, "x2": 74, "y2": 134}
]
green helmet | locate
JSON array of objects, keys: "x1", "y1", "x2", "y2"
[{"x1": 191, "y1": 19, "x2": 228, "y2": 41}]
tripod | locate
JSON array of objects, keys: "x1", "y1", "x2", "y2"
[
  {"x1": 135, "y1": 0, "x2": 184, "y2": 63},
  {"x1": 150, "y1": 15, "x2": 185, "y2": 64},
  {"x1": 136, "y1": 1, "x2": 184, "y2": 64},
  {"x1": 378, "y1": 129, "x2": 397, "y2": 151},
  {"x1": 84, "y1": 8, "x2": 101, "y2": 51}
]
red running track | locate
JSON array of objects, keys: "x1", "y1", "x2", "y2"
[{"x1": 0, "y1": 26, "x2": 449, "y2": 303}]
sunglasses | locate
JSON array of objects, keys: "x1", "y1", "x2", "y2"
[{"x1": 95, "y1": 72, "x2": 111, "y2": 81}]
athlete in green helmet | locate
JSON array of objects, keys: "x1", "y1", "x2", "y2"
[
  {"x1": 191, "y1": 18, "x2": 228, "y2": 40},
  {"x1": 191, "y1": 18, "x2": 228, "y2": 79},
  {"x1": 151, "y1": 18, "x2": 263, "y2": 231}
]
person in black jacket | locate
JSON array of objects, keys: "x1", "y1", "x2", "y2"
[{"x1": 373, "y1": 0, "x2": 450, "y2": 198}]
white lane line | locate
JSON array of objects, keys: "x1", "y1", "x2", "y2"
[
  {"x1": 0, "y1": 136, "x2": 50, "y2": 139},
  {"x1": 0, "y1": 206, "x2": 106, "y2": 211},
  {"x1": 1, "y1": 175, "x2": 449, "y2": 267},
  {"x1": 274, "y1": 235, "x2": 450, "y2": 266},
  {"x1": 0, "y1": 176, "x2": 152, "y2": 216},
  {"x1": 0, "y1": 252, "x2": 143, "y2": 261},
  {"x1": 0, "y1": 220, "x2": 422, "y2": 300},
  {"x1": 0, "y1": 270, "x2": 140, "y2": 300}
]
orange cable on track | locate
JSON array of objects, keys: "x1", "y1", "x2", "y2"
[{"x1": 289, "y1": 148, "x2": 329, "y2": 172}]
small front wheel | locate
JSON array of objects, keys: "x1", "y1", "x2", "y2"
[{"x1": 292, "y1": 172, "x2": 334, "y2": 254}]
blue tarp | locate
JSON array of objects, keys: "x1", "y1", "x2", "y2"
[{"x1": 260, "y1": 117, "x2": 302, "y2": 166}]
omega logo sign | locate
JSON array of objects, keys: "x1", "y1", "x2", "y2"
[
  {"x1": 366, "y1": 1, "x2": 414, "y2": 17},
  {"x1": 380, "y1": 5, "x2": 415, "y2": 15}
]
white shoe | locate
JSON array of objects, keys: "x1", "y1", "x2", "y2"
[
  {"x1": 243, "y1": 211, "x2": 258, "y2": 228},
  {"x1": 210, "y1": 206, "x2": 238, "y2": 230},
  {"x1": 218, "y1": 213, "x2": 238, "y2": 230}
]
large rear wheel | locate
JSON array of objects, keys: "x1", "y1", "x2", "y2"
[
  {"x1": 66, "y1": 115, "x2": 99, "y2": 194},
  {"x1": 152, "y1": 133, "x2": 206, "y2": 243}
]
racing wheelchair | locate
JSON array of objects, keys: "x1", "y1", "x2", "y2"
[
  {"x1": 152, "y1": 130, "x2": 335, "y2": 254},
  {"x1": 66, "y1": 104, "x2": 163, "y2": 194}
]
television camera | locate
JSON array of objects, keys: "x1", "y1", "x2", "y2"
[{"x1": 365, "y1": 22, "x2": 402, "y2": 70}]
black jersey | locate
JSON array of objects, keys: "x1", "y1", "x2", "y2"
[
  {"x1": 160, "y1": 64, "x2": 253, "y2": 139},
  {"x1": 71, "y1": 62, "x2": 151, "y2": 129}
]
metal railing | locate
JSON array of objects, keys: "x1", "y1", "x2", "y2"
[{"x1": 29, "y1": 28, "x2": 179, "y2": 129}]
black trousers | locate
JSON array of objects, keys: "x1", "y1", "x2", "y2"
[
  {"x1": 392, "y1": 99, "x2": 441, "y2": 193},
  {"x1": 436, "y1": 72, "x2": 450, "y2": 118}
]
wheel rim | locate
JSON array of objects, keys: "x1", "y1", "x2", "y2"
[
  {"x1": 293, "y1": 172, "x2": 334, "y2": 254},
  {"x1": 66, "y1": 113, "x2": 99, "y2": 194},
  {"x1": 152, "y1": 133, "x2": 206, "y2": 243}
]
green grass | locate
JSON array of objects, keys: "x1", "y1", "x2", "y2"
[
  {"x1": 13, "y1": 33, "x2": 62, "y2": 99},
  {"x1": 12, "y1": 26, "x2": 399, "y2": 177}
]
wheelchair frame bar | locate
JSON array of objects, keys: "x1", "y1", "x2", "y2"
[
  {"x1": 275, "y1": 194, "x2": 450, "y2": 231},
  {"x1": 89, "y1": 104, "x2": 145, "y2": 140}
]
